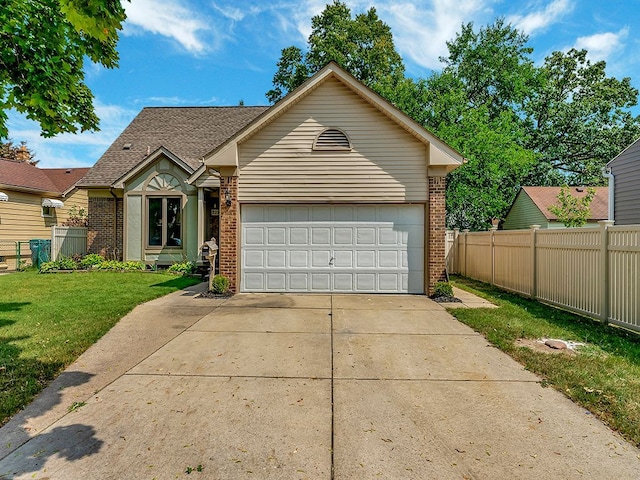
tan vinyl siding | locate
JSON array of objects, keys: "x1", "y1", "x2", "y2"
[
  {"x1": 502, "y1": 192, "x2": 549, "y2": 230},
  {"x1": 610, "y1": 139, "x2": 640, "y2": 225},
  {"x1": 238, "y1": 78, "x2": 428, "y2": 203},
  {"x1": 0, "y1": 188, "x2": 87, "y2": 242}
]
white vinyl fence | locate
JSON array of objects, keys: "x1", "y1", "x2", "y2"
[
  {"x1": 51, "y1": 226, "x2": 87, "y2": 261},
  {"x1": 446, "y1": 222, "x2": 640, "y2": 333}
]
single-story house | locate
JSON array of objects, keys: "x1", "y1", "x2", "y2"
[
  {"x1": 502, "y1": 186, "x2": 609, "y2": 230},
  {"x1": 78, "y1": 62, "x2": 464, "y2": 294},
  {"x1": 0, "y1": 157, "x2": 89, "y2": 269},
  {"x1": 606, "y1": 137, "x2": 640, "y2": 225}
]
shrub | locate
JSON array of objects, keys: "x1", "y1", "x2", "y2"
[
  {"x1": 79, "y1": 254, "x2": 105, "y2": 268},
  {"x1": 432, "y1": 281, "x2": 454, "y2": 298},
  {"x1": 210, "y1": 274, "x2": 229, "y2": 294},
  {"x1": 94, "y1": 260, "x2": 145, "y2": 271},
  {"x1": 39, "y1": 256, "x2": 78, "y2": 273},
  {"x1": 167, "y1": 261, "x2": 196, "y2": 275}
]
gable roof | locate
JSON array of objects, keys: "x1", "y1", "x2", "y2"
[
  {"x1": 0, "y1": 158, "x2": 89, "y2": 195},
  {"x1": 522, "y1": 186, "x2": 609, "y2": 221},
  {"x1": 194, "y1": 62, "x2": 464, "y2": 178},
  {"x1": 78, "y1": 106, "x2": 268, "y2": 187}
]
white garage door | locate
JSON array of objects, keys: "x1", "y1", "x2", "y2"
[{"x1": 241, "y1": 205, "x2": 424, "y2": 293}]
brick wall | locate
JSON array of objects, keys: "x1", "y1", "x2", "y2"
[
  {"x1": 87, "y1": 197, "x2": 123, "y2": 260},
  {"x1": 428, "y1": 176, "x2": 447, "y2": 294},
  {"x1": 219, "y1": 177, "x2": 238, "y2": 292}
]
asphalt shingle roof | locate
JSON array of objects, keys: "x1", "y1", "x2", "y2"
[
  {"x1": 0, "y1": 158, "x2": 89, "y2": 194},
  {"x1": 78, "y1": 106, "x2": 269, "y2": 187},
  {"x1": 522, "y1": 186, "x2": 609, "y2": 221}
]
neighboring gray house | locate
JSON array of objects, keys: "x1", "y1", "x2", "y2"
[
  {"x1": 607, "y1": 137, "x2": 640, "y2": 225},
  {"x1": 502, "y1": 186, "x2": 609, "y2": 230}
]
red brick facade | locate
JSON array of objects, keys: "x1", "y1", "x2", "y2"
[
  {"x1": 87, "y1": 197, "x2": 123, "y2": 260},
  {"x1": 428, "y1": 176, "x2": 447, "y2": 294},
  {"x1": 219, "y1": 176, "x2": 238, "y2": 292}
]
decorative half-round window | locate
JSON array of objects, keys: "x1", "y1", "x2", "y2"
[
  {"x1": 145, "y1": 173, "x2": 182, "y2": 191},
  {"x1": 313, "y1": 128, "x2": 351, "y2": 151}
]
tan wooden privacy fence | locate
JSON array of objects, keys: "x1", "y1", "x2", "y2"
[
  {"x1": 51, "y1": 226, "x2": 87, "y2": 261},
  {"x1": 446, "y1": 222, "x2": 640, "y2": 333}
]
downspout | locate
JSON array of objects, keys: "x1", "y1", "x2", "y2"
[
  {"x1": 602, "y1": 167, "x2": 614, "y2": 222},
  {"x1": 110, "y1": 188, "x2": 119, "y2": 259}
]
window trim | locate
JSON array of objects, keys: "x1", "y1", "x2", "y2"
[{"x1": 145, "y1": 195, "x2": 183, "y2": 250}]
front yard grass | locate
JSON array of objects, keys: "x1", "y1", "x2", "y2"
[
  {"x1": 0, "y1": 269, "x2": 200, "y2": 425},
  {"x1": 449, "y1": 275, "x2": 640, "y2": 447}
]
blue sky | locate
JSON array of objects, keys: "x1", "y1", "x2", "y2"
[{"x1": 7, "y1": 0, "x2": 640, "y2": 168}]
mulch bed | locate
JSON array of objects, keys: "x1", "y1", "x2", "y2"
[
  {"x1": 197, "y1": 291, "x2": 234, "y2": 299},
  {"x1": 430, "y1": 295, "x2": 462, "y2": 303}
]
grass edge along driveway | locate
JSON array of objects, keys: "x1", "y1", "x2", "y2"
[
  {"x1": 449, "y1": 275, "x2": 640, "y2": 448},
  {"x1": 0, "y1": 270, "x2": 200, "y2": 426}
]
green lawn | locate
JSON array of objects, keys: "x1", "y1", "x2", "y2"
[
  {"x1": 449, "y1": 275, "x2": 640, "y2": 447},
  {"x1": 0, "y1": 270, "x2": 201, "y2": 425}
]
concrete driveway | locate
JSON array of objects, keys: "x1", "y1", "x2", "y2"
[{"x1": 0, "y1": 285, "x2": 639, "y2": 479}]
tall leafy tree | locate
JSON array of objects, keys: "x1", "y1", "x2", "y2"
[
  {"x1": 0, "y1": 0, "x2": 126, "y2": 138},
  {"x1": 524, "y1": 49, "x2": 640, "y2": 185},
  {"x1": 266, "y1": 1, "x2": 405, "y2": 103},
  {"x1": 426, "y1": 20, "x2": 640, "y2": 229},
  {"x1": 423, "y1": 20, "x2": 538, "y2": 230}
]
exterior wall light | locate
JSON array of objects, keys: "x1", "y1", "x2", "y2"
[{"x1": 224, "y1": 188, "x2": 232, "y2": 207}]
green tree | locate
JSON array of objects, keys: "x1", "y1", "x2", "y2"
[
  {"x1": 0, "y1": 0, "x2": 127, "y2": 139},
  {"x1": 548, "y1": 185, "x2": 596, "y2": 227},
  {"x1": 423, "y1": 20, "x2": 538, "y2": 230},
  {"x1": 425, "y1": 20, "x2": 639, "y2": 230},
  {"x1": 266, "y1": 1, "x2": 405, "y2": 103},
  {"x1": 0, "y1": 139, "x2": 36, "y2": 163},
  {"x1": 524, "y1": 49, "x2": 640, "y2": 185}
]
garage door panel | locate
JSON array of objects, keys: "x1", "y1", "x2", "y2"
[
  {"x1": 267, "y1": 250, "x2": 286, "y2": 268},
  {"x1": 266, "y1": 272, "x2": 286, "y2": 290},
  {"x1": 289, "y1": 273, "x2": 309, "y2": 290},
  {"x1": 312, "y1": 250, "x2": 331, "y2": 267},
  {"x1": 311, "y1": 273, "x2": 331, "y2": 290},
  {"x1": 334, "y1": 250, "x2": 353, "y2": 268},
  {"x1": 290, "y1": 250, "x2": 309, "y2": 268},
  {"x1": 245, "y1": 250, "x2": 264, "y2": 268},
  {"x1": 241, "y1": 205, "x2": 424, "y2": 293},
  {"x1": 244, "y1": 227, "x2": 264, "y2": 245},
  {"x1": 290, "y1": 228, "x2": 309, "y2": 244},
  {"x1": 356, "y1": 250, "x2": 376, "y2": 268},
  {"x1": 312, "y1": 228, "x2": 331, "y2": 245}
]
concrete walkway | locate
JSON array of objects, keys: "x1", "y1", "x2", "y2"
[{"x1": 0, "y1": 285, "x2": 638, "y2": 479}]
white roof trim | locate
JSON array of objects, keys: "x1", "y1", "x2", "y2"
[
  {"x1": 112, "y1": 146, "x2": 194, "y2": 189},
  {"x1": 0, "y1": 192, "x2": 8, "y2": 201},
  {"x1": 42, "y1": 198, "x2": 64, "y2": 208},
  {"x1": 200, "y1": 62, "x2": 464, "y2": 172}
]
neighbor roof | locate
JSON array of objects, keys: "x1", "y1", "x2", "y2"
[
  {"x1": 0, "y1": 158, "x2": 89, "y2": 195},
  {"x1": 522, "y1": 186, "x2": 609, "y2": 221},
  {"x1": 78, "y1": 106, "x2": 268, "y2": 187}
]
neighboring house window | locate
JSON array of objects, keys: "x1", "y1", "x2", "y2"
[
  {"x1": 42, "y1": 206, "x2": 53, "y2": 217},
  {"x1": 148, "y1": 197, "x2": 182, "y2": 247},
  {"x1": 313, "y1": 128, "x2": 351, "y2": 151}
]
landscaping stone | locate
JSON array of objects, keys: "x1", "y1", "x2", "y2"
[{"x1": 545, "y1": 339, "x2": 568, "y2": 350}]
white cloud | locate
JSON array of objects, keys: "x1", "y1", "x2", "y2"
[
  {"x1": 123, "y1": 0, "x2": 211, "y2": 53},
  {"x1": 508, "y1": 0, "x2": 574, "y2": 35},
  {"x1": 381, "y1": 0, "x2": 489, "y2": 70},
  {"x1": 573, "y1": 27, "x2": 629, "y2": 62},
  {"x1": 6, "y1": 102, "x2": 137, "y2": 168}
]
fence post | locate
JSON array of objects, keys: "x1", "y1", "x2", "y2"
[
  {"x1": 462, "y1": 229, "x2": 469, "y2": 277},
  {"x1": 530, "y1": 225, "x2": 540, "y2": 299},
  {"x1": 453, "y1": 228, "x2": 459, "y2": 274},
  {"x1": 490, "y1": 226, "x2": 496, "y2": 285},
  {"x1": 599, "y1": 220, "x2": 614, "y2": 324}
]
